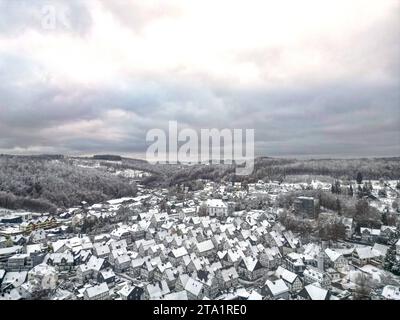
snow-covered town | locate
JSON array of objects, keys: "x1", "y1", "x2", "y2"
[{"x1": 1, "y1": 176, "x2": 400, "y2": 301}]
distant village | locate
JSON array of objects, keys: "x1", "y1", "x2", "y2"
[{"x1": 1, "y1": 175, "x2": 400, "y2": 301}]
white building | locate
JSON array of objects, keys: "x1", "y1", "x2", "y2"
[{"x1": 206, "y1": 199, "x2": 228, "y2": 218}]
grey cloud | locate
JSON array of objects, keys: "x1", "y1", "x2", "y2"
[
  {"x1": 1, "y1": 70, "x2": 398, "y2": 157},
  {"x1": 0, "y1": 1, "x2": 398, "y2": 158}
]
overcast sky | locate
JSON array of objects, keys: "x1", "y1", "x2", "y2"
[{"x1": 0, "y1": 0, "x2": 399, "y2": 158}]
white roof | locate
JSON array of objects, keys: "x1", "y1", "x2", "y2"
[
  {"x1": 147, "y1": 280, "x2": 170, "y2": 299},
  {"x1": 247, "y1": 291, "x2": 263, "y2": 300},
  {"x1": 265, "y1": 279, "x2": 289, "y2": 296},
  {"x1": 94, "y1": 244, "x2": 110, "y2": 256},
  {"x1": 303, "y1": 283, "x2": 328, "y2": 300},
  {"x1": 86, "y1": 283, "x2": 109, "y2": 298},
  {"x1": 107, "y1": 197, "x2": 135, "y2": 205},
  {"x1": 275, "y1": 266, "x2": 297, "y2": 284},
  {"x1": 0, "y1": 246, "x2": 23, "y2": 256},
  {"x1": 28, "y1": 263, "x2": 57, "y2": 277},
  {"x1": 100, "y1": 269, "x2": 115, "y2": 279},
  {"x1": 0, "y1": 288, "x2": 22, "y2": 300},
  {"x1": 25, "y1": 244, "x2": 43, "y2": 256},
  {"x1": 355, "y1": 247, "x2": 378, "y2": 260},
  {"x1": 241, "y1": 256, "x2": 260, "y2": 272},
  {"x1": 303, "y1": 266, "x2": 324, "y2": 281},
  {"x1": 2, "y1": 271, "x2": 28, "y2": 288},
  {"x1": 325, "y1": 248, "x2": 342, "y2": 262},
  {"x1": 118, "y1": 285, "x2": 135, "y2": 298},
  {"x1": 131, "y1": 257, "x2": 146, "y2": 269},
  {"x1": 221, "y1": 267, "x2": 239, "y2": 282},
  {"x1": 372, "y1": 243, "x2": 389, "y2": 256},
  {"x1": 206, "y1": 199, "x2": 227, "y2": 208},
  {"x1": 360, "y1": 227, "x2": 381, "y2": 236},
  {"x1": 87, "y1": 255, "x2": 105, "y2": 271},
  {"x1": 196, "y1": 240, "x2": 214, "y2": 253},
  {"x1": 162, "y1": 290, "x2": 188, "y2": 300},
  {"x1": 172, "y1": 247, "x2": 188, "y2": 258},
  {"x1": 382, "y1": 285, "x2": 400, "y2": 300},
  {"x1": 185, "y1": 278, "x2": 203, "y2": 297},
  {"x1": 116, "y1": 254, "x2": 131, "y2": 265}
]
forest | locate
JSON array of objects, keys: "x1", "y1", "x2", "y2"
[
  {"x1": 0, "y1": 155, "x2": 137, "y2": 213},
  {"x1": 141, "y1": 156, "x2": 400, "y2": 187}
]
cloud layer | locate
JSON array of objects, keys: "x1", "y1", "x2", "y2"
[{"x1": 0, "y1": 0, "x2": 399, "y2": 158}]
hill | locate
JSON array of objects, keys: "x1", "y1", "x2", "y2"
[{"x1": 0, "y1": 155, "x2": 138, "y2": 213}]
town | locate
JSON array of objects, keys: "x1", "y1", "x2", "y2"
[{"x1": 1, "y1": 169, "x2": 399, "y2": 301}]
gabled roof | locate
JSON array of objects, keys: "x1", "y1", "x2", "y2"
[
  {"x1": 372, "y1": 243, "x2": 389, "y2": 256},
  {"x1": 87, "y1": 255, "x2": 105, "y2": 271},
  {"x1": 131, "y1": 257, "x2": 146, "y2": 269},
  {"x1": 247, "y1": 290, "x2": 263, "y2": 300},
  {"x1": 324, "y1": 248, "x2": 342, "y2": 262},
  {"x1": 275, "y1": 266, "x2": 298, "y2": 284},
  {"x1": 381, "y1": 285, "x2": 400, "y2": 300},
  {"x1": 301, "y1": 283, "x2": 329, "y2": 300},
  {"x1": 206, "y1": 199, "x2": 227, "y2": 208},
  {"x1": 146, "y1": 280, "x2": 170, "y2": 299},
  {"x1": 220, "y1": 267, "x2": 239, "y2": 282},
  {"x1": 162, "y1": 290, "x2": 188, "y2": 300},
  {"x1": 185, "y1": 278, "x2": 203, "y2": 296},
  {"x1": 265, "y1": 279, "x2": 289, "y2": 296},
  {"x1": 171, "y1": 247, "x2": 188, "y2": 258},
  {"x1": 196, "y1": 240, "x2": 214, "y2": 253},
  {"x1": 100, "y1": 269, "x2": 115, "y2": 280},
  {"x1": 86, "y1": 282, "x2": 109, "y2": 298},
  {"x1": 240, "y1": 256, "x2": 261, "y2": 272},
  {"x1": 2, "y1": 271, "x2": 28, "y2": 288},
  {"x1": 118, "y1": 285, "x2": 136, "y2": 298},
  {"x1": 354, "y1": 247, "x2": 378, "y2": 260}
]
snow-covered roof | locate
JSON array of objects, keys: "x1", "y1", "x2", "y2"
[
  {"x1": 171, "y1": 247, "x2": 188, "y2": 258},
  {"x1": 87, "y1": 255, "x2": 105, "y2": 271},
  {"x1": 146, "y1": 280, "x2": 170, "y2": 299},
  {"x1": 355, "y1": 247, "x2": 378, "y2": 260},
  {"x1": 118, "y1": 285, "x2": 135, "y2": 298},
  {"x1": 196, "y1": 240, "x2": 214, "y2": 253},
  {"x1": 372, "y1": 243, "x2": 389, "y2": 256},
  {"x1": 220, "y1": 267, "x2": 239, "y2": 282},
  {"x1": 360, "y1": 228, "x2": 381, "y2": 236},
  {"x1": 247, "y1": 291, "x2": 263, "y2": 300},
  {"x1": 86, "y1": 283, "x2": 109, "y2": 298},
  {"x1": 275, "y1": 266, "x2": 298, "y2": 284},
  {"x1": 303, "y1": 283, "x2": 328, "y2": 300},
  {"x1": 107, "y1": 197, "x2": 135, "y2": 205},
  {"x1": 240, "y1": 256, "x2": 260, "y2": 272},
  {"x1": 325, "y1": 248, "x2": 342, "y2": 262},
  {"x1": 206, "y1": 199, "x2": 227, "y2": 208},
  {"x1": 265, "y1": 279, "x2": 289, "y2": 296},
  {"x1": 162, "y1": 290, "x2": 188, "y2": 300},
  {"x1": 100, "y1": 269, "x2": 115, "y2": 280},
  {"x1": 303, "y1": 266, "x2": 324, "y2": 281},
  {"x1": 2, "y1": 271, "x2": 28, "y2": 288},
  {"x1": 185, "y1": 278, "x2": 203, "y2": 297},
  {"x1": 382, "y1": 285, "x2": 400, "y2": 300},
  {"x1": 0, "y1": 288, "x2": 22, "y2": 300},
  {"x1": 0, "y1": 246, "x2": 23, "y2": 256}
]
